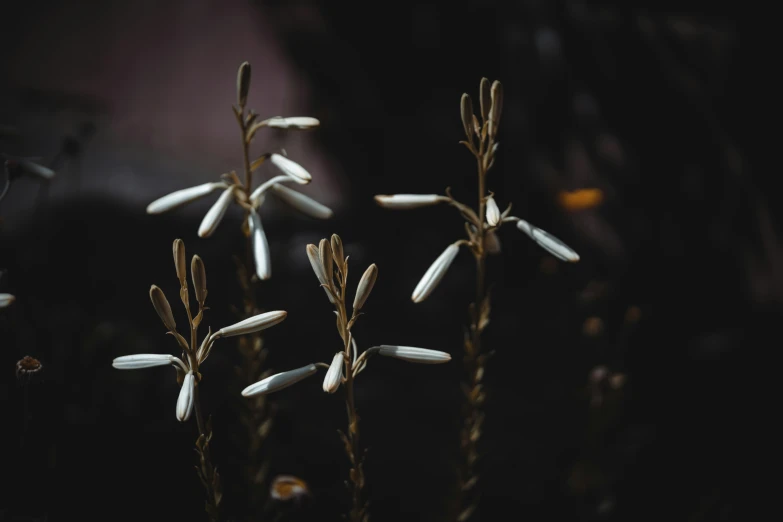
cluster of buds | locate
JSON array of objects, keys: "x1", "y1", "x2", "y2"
[
  {"x1": 241, "y1": 234, "x2": 451, "y2": 399},
  {"x1": 146, "y1": 61, "x2": 332, "y2": 281},
  {"x1": 375, "y1": 78, "x2": 580, "y2": 303},
  {"x1": 112, "y1": 239, "x2": 288, "y2": 421}
]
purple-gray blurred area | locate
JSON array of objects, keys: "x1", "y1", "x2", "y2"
[{"x1": 0, "y1": 0, "x2": 338, "y2": 229}]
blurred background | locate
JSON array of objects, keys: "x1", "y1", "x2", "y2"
[{"x1": 0, "y1": 1, "x2": 750, "y2": 521}]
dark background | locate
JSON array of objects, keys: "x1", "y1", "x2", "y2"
[{"x1": 0, "y1": 1, "x2": 752, "y2": 521}]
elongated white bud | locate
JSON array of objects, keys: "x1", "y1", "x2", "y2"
[
  {"x1": 516, "y1": 219, "x2": 580, "y2": 262},
  {"x1": 250, "y1": 175, "x2": 295, "y2": 205},
  {"x1": 306, "y1": 243, "x2": 335, "y2": 303},
  {"x1": 0, "y1": 293, "x2": 15, "y2": 308},
  {"x1": 486, "y1": 196, "x2": 501, "y2": 226},
  {"x1": 323, "y1": 352, "x2": 344, "y2": 393},
  {"x1": 488, "y1": 80, "x2": 503, "y2": 138},
  {"x1": 265, "y1": 117, "x2": 320, "y2": 129},
  {"x1": 353, "y1": 263, "x2": 378, "y2": 312},
  {"x1": 217, "y1": 310, "x2": 287, "y2": 337},
  {"x1": 176, "y1": 372, "x2": 195, "y2": 422},
  {"x1": 112, "y1": 354, "x2": 176, "y2": 370},
  {"x1": 412, "y1": 243, "x2": 460, "y2": 303},
  {"x1": 374, "y1": 194, "x2": 444, "y2": 209},
  {"x1": 242, "y1": 364, "x2": 317, "y2": 397},
  {"x1": 147, "y1": 182, "x2": 227, "y2": 214},
  {"x1": 271, "y1": 184, "x2": 333, "y2": 219},
  {"x1": 198, "y1": 185, "x2": 236, "y2": 238},
  {"x1": 270, "y1": 153, "x2": 311, "y2": 184},
  {"x1": 377, "y1": 345, "x2": 452, "y2": 364},
  {"x1": 249, "y1": 210, "x2": 271, "y2": 280},
  {"x1": 19, "y1": 160, "x2": 55, "y2": 179}
]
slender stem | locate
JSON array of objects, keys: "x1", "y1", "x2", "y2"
[
  {"x1": 455, "y1": 134, "x2": 491, "y2": 522},
  {"x1": 338, "y1": 269, "x2": 365, "y2": 522}
]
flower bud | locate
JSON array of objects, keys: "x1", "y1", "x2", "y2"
[
  {"x1": 319, "y1": 239, "x2": 333, "y2": 287},
  {"x1": 237, "y1": 61, "x2": 251, "y2": 108},
  {"x1": 412, "y1": 243, "x2": 460, "y2": 303},
  {"x1": 146, "y1": 182, "x2": 227, "y2": 214},
  {"x1": 249, "y1": 210, "x2": 271, "y2": 280},
  {"x1": 191, "y1": 255, "x2": 207, "y2": 305},
  {"x1": 374, "y1": 194, "x2": 444, "y2": 209},
  {"x1": 150, "y1": 285, "x2": 177, "y2": 331},
  {"x1": 242, "y1": 364, "x2": 318, "y2": 397},
  {"x1": 330, "y1": 234, "x2": 344, "y2": 268},
  {"x1": 270, "y1": 184, "x2": 333, "y2": 219},
  {"x1": 479, "y1": 77, "x2": 491, "y2": 122},
  {"x1": 485, "y1": 196, "x2": 501, "y2": 226},
  {"x1": 516, "y1": 219, "x2": 580, "y2": 262},
  {"x1": 176, "y1": 372, "x2": 195, "y2": 422},
  {"x1": 112, "y1": 353, "x2": 176, "y2": 370},
  {"x1": 460, "y1": 93, "x2": 474, "y2": 140},
  {"x1": 173, "y1": 239, "x2": 187, "y2": 286},
  {"x1": 264, "y1": 117, "x2": 320, "y2": 129},
  {"x1": 323, "y1": 352, "x2": 344, "y2": 393},
  {"x1": 377, "y1": 345, "x2": 452, "y2": 364},
  {"x1": 353, "y1": 264, "x2": 378, "y2": 312},
  {"x1": 217, "y1": 310, "x2": 288, "y2": 337},
  {"x1": 0, "y1": 293, "x2": 15, "y2": 308},
  {"x1": 488, "y1": 80, "x2": 503, "y2": 138},
  {"x1": 270, "y1": 154, "x2": 311, "y2": 184},
  {"x1": 198, "y1": 186, "x2": 236, "y2": 238}
]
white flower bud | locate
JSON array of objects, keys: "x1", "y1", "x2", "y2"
[
  {"x1": 374, "y1": 194, "x2": 444, "y2": 209},
  {"x1": 271, "y1": 184, "x2": 333, "y2": 219},
  {"x1": 217, "y1": 310, "x2": 287, "y2": 337},
  {"x1": 486, "y1": 196, "x2": 501, "y2": 226},
  {"x1": 176, "y1": 372, "x2": 195, "y2": 422},
  {"x1": 198, "y1": 185, "x2": 237, "y2": 238},
  {"x1": 323, "y1": 352, "x2": 344, "y2": 393},
  {"x1": 146, "y1": 182, "x2": 227, "y2": 214},
  {"x1": 112, "y1": 354, "x2": 176, "y2": 370},
  {"x1": 264, "y1": 117, "x2": 320, "y2": 129},
  {"x1": 353, "y1": 264, "x2": 378, "y2": 312},
  {"x1": 249, "y1": 210, "x2": 271, "y2": 280},
  {"x1": 0, "y1": 293, "x2": 15, "y2": 308},
  {"x1": 516, "y1": 219, "x2": 580, "y2": 262},
  {"x1": 19, "y1": 160, "x2": 55, "y2": 179},
  {"x1": 377, "y1": 345, "x2": 452, "y2": 364},
  {"x1": 270, "y1": 154, "x2": 311, "y2": 184},
  {"x1": 242, "y1": 364, "x2": 318, "y2": 397},
  {"x1": 412, "y1": 243, "x2": 460, "y2": 303}
]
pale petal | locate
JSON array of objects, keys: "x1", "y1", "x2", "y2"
[
  {"x1": 198, "y1": 186, "x2": 237, "y2": 238},
  {"x1": 147, "y1": 182, "x2": 227, "y2": 214},
  {"x1": 217, "y1": 310, "x2": 287, "y2": 337},
  {"x1": 249, "y1": 210, "x2": 271, "y2": 280},
  {"x1": 486, "y1": 196, "x2": 501, "y2": 226},
  {"x1": 271, "y1": 184, "x2": 333, "y2": 219},
  {"x1": 270, "y1": 154, "x2": 311, "y2": 184},
  {"x1": 377, "y1": 345, "x2": 452, "y2": 364},
  {"x1": 412, "y1": 243, "x2": 460, "y2": 303},
  {"x1": 112, "y1": 354, "x2": 175, "y2": 370},
  {"x1": 19, "y1": 160, "x2": 55, "y2": 179},
  {"x1": 242, "y1": 364, "x2": 317, "y2": 397},
  {"x1": 516, "y1": 219, "x2": 580, "y2": 262},
  {"x1": 0, "y1": 293, "x2": 15, "y2": 308},
  {"x1": 322, "y1": 352, "x2": 344, "y2": 393},
  {"x1": 374, "y1": 194, "x2": 444, "y2": 209},
  {"x1": 176, "y1": 372, "x2": 195, "y2": 422},
  {"x1": 265, "y1": 117, "x2": 320, "y2": 129}
]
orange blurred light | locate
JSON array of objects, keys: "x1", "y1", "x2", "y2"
[{"x1": 558, "y1": 188, "x2": 604, "y2": 212}]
